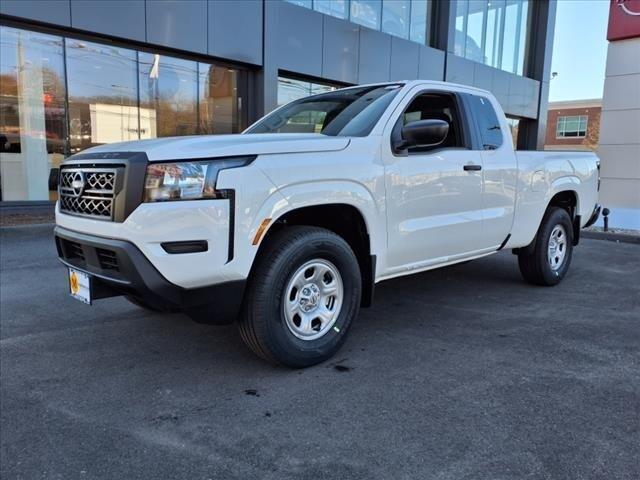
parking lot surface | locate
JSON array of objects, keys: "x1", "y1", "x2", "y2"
[{"x1": 1, "y1": 224, "x2": 639, "y2": 480}]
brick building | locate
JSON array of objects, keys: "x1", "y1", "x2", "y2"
[{"x1": 544, "y1": 99, "x2": 602, "y2": 151}]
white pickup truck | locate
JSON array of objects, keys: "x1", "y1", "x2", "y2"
[{"x1": 55, "y1": 80, "x2": 600, "y2": 367}]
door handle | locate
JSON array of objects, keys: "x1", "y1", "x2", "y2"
[{"x1": 463, "y1": 164, "x2": 482, "y2": 171}]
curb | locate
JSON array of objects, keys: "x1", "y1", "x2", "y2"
[{"x1": 582, "y1": 230, "x2": 640, "y2": 245}]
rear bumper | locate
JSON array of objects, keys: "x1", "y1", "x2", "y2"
[{"x1": 54, "y1": 226, "x2": 245, "y2": 324}]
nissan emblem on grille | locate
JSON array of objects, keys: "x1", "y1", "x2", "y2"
[
  {"x1": 70, "y1": 171, "x2": 85, "y2": 197},
  {"x1": 59, "y1": 167, "x2": 120, "y2": 220}
]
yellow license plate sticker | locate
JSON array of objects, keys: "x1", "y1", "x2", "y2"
[{"x1": 68, "y1": 268, "x2": 91, "y2": 304}]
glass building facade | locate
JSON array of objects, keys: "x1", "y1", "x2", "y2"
[
  {"x1": 0, "y1": 0, "x2": 555, "y2": 204},
  {"x1": 286, "y1": 0, "x2": 431, "y2": 44},
  {"x1": 288, "y1": 0, "x2": 530, "y2": 74},
  {"x1": 277, "y1": 77, "x2": 337, "y2": 106},
  {"x1": 0, "y1": 26, "x2": 247, "y2": 201},
  {"x1": 454, "y1": 0, "x2": 530, "y2": 75}
]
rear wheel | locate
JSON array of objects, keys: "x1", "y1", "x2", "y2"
[
  {"x1": 238, "y1": 226, "x2": 361, "y2": 368},
  {"x1": 518, "y1": 207, "x2": 574, "y2": 286}
]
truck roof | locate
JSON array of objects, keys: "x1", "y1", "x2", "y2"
[{"x1": 339, "y1": 79, "x2": 492, "y2": 96}]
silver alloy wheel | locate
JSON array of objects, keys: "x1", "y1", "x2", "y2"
[
  {"x1": 547, "y1": 224, "x2": 567, "y2": 271},
  {"x1": 283, "y1": 259, "x2": 344, "y2": 341}
]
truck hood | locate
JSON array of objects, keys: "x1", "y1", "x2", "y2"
[{"x1": 82, "y1": 133, "x2": 351, "y2": 161}]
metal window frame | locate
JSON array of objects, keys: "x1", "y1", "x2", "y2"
[
  {"x1": 0, "y1": 18, "x2": 252, "y2": 160},
  {"x1": 556, "y1": 114, "x2": 588, "y2": 139},
  {"x1": 453, "y1": 0, "x2": 532, "y2": 76},
  {"x1": 286, "y1": 0, "x2": 433, "y2": 46},
  {"x1": 381, "y1": 0, "x2": 411, "y2": 40},
  {"x1": 349, "y1": 0, "x2": 382, "y2": 31}
]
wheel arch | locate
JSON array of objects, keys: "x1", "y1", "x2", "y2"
[
  {"x1": 514, "y1": 188, "x2": 580, "y2": 254},
  {"x1": 253, "y1": 203, "x2": 376, "y2": 308},
  {"x1": 547, "y1": 189, "x2": 581, "y2": 245},
  {"x1": 548, "y1": 189, "x2": 578, "y2": 217}
]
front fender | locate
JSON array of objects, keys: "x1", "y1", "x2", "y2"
[{"x1": 247, "y1": 180, "x2": 386, "y2": 264}]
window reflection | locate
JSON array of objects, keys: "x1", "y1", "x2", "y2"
[
  {"x1": 454, "y1": 0, "x2": 468, "y2": 58},
  {"x1": 506, "y1": 117, "x2": 520, "y2": 148},
  {"x1": 501, "y1": 1, "x2": 519, "y2": 73},
  {"x1": 1, "y1": 25, "x2": 249, "y2": 202},
  {"x1": 350, "y1": 0, "x2": 382, "y2": 30},
  {"x1": 516, "y1": 0, "x2": 529, "y2": 75},
  {"x1": 0, "y1": 26, "x2": 66, "y2": 200},
  {"x1": 409, "y1": 0, "x2": 429, "y2": 44},
  {"x1": 285, "y1": 0, "x2": 430, "y2": 45},
  {"x1": 314, "y1": 0, "x2": 347, "y2": 19},
  {"x1": 66, "y1": 39, "x2": 138, "y2": 153},
  {"x1": 199, "y1": 64, "x2": 246, "y2": 134},
  {"x1": 285, "y1": 0, "x2": 312, "y2": 7},
  {"x1": 454, "y1": 0, "x2": 529, "y2": 75},
  {"x1": 465, "y1": 1, "x2": 485, "y2": 63},
  {"x1": 382, "y1": 0, "x2": 410, "y2": 39},
  {"x1": 556, "y1": 115, "x2": 587, "y2": 138},
  {"x1": 139, "y1": 53, "x2": 198, "y2": 138},
  {"x1": 277, "y1": 77, "x2": 337, "y2": 107},
  {"x1": 468, "y1": 95, "x2": 503, "y2": 149},
  {"x1": 484, "y1": 0, "x2": 505, "y2": 69}
]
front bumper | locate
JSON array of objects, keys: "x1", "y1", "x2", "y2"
[{"x1": 54, "y1": 226, "x2": 245, "y2": 324}]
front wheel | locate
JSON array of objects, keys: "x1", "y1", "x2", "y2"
[
  {"x1": 518, "y1": 207, "x2": 574, "y2": 286},
  {"x1": 238, "y1": 226, "x2": 362, "y2": 368}
]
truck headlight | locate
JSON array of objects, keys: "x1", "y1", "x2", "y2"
[{"x1": 143, "y1": 156, "x2": 253, "y2": 202}]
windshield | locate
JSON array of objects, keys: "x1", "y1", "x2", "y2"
[{"x1": 245, "y1": 84, "x2": 403, "y2": 137}]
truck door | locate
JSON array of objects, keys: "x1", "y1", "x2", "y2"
[
  {"x1": 382, "y1": 89, "x2": 485, "y2": 273},
  {"x1": 465, "y1": 94, "x2": 518, "y2": 249}
]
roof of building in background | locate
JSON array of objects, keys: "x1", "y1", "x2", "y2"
[{"x1": 548, "y1": 99, "x2": 602, "y2": 110}]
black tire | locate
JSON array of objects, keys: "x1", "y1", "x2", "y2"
[
  {"x1": 518, "y1": 207, "x2": 574, "y2": 286},
  {"x1": 239, "y1": 226, "x2": 362, "y2": 368}
]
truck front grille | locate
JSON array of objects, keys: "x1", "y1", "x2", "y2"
[{"x1": 59, "y1": 168, "x2": 121, "y2": 220}]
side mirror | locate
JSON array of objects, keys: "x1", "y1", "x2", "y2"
[{"x1": 396, "y1": 119, "x2": 449, "y2": 152}]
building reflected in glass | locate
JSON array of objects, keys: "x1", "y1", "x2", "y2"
[
  {"x1": 0, "y1": 27, "x2": 66, "y2": 201},
  {"x1": 277, "y1": 77, "x2": 337, "y2": 107},
  {"x1": 0, "y1": 26, "x2": 247, "y2": 201},
  {"x1": 454, "y1": 0, "x2": 530, "y2": 75},
  {"x1": 66, "y1": 39, "x2": 139, "y2": 152}
]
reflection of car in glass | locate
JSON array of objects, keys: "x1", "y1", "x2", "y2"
[
  {"x1": 0, "y1": 132, "x2": 19, "y2": 152},
  {"x1": 54, "y1": 81, "x2": 600, "y2": 368},
  {"x1": 0, "y1": 129, "x2": 65, "y2": 153}
]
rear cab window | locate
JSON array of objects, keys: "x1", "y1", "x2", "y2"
[{"x1": 467, "y1": 95, "x2": 504, "y2": 150}]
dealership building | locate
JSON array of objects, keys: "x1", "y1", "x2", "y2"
[
  {"x1": 597, "y1": 0, "x2": 640, "y2": 230},
  {"x1": 0, "y1": 0, "x2": 555, "y2": 205}
]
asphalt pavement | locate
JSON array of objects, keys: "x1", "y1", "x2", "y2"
[{"x1": 1, "y1": 224, "x2": 639, "y2": 480}]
